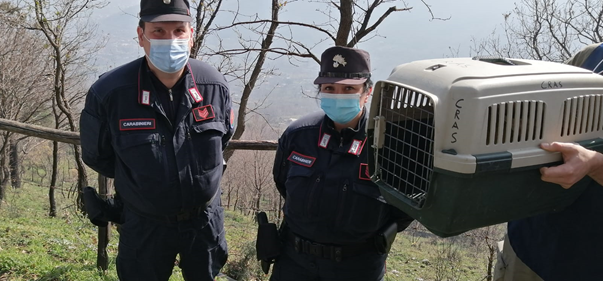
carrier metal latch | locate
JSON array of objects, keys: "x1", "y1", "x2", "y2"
[{"x1": 373, "y1": 116, "x2": 386, "y2": 149}]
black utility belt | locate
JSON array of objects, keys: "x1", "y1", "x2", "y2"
[
  {"x1": 287, "y1": 231, "x2": 376, "y2": 262},
  {"x1": 128, "y1": 204, "x2": 207, "y2": 224},
  {"x1": 125, "y1": 189, "x2": 220, "y2": 224}
]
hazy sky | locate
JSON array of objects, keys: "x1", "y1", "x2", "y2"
[{"x1": 93, "y1": 0, "x2": 517, "y2": 82}]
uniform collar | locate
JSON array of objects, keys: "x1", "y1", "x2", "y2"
[
  {"x1": 317, "y1": 108, "x2": 368, "y2": 156},
  {"x1": 137, "y1": 57, "x2": 203, "y2": 107}
]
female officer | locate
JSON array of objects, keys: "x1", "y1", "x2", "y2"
[{"x1": 270, "y1": 46, "x2": 414, "y2": 281}]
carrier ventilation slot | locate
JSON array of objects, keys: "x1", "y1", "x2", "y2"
[
  {"x1": 561, "y1": 95, "x2": 603, "y2": 137},
  {"x1": 377, "y1": 86, "x2": 435, "y2": 209},
  {"x1": 486, "y1": 100, "x2": 545, "y2": 145}
]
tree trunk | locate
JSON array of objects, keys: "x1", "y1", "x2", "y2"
[
  {"x1": 74, "y1": 146, "x2": 88, "y2": 213},
  {"x1": 0, "y1": 154, "x2": 7, "y2": 207},
  {"x1": 223, "y1": 0, "x2": 281, "y2": 162},
  {"x1": 226, "y1": 186, "x2": 231, "y2": 210},
  {"x1": 335, "y1": 0, "x2": 353, "y2": 46},
  {"x1": 49, "y1": 141, "x2": 58, "y2": 217},
  {"x1": 255, "y1": 191, "x2": 261, "y2": 213},
  {"x1": 486, "y1": 243, "x2": 495, "y2": 281},
  {"x1": 9, "y1": 139, "x2": 21, "y2": 189},
  {"x1": 234, "y1": 188, "x2": 240, "y2": 213}
]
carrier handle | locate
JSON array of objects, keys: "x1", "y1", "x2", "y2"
[{"x1": 472, "y1": 56, "x2": 516, "y2": 65}]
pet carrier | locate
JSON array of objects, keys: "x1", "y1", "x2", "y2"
[{"x1": 367, "y1": 57, "x2": 603, "y2": 237}]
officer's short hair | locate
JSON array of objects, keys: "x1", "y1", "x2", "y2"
[{"x1": 362, "y1": 79, "x2": 374, "y2": 93}]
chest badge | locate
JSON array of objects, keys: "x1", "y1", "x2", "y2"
[
  {"x1": 193, "y1": 105, "x2": 215, "y2": 122},
  {"x1": 348, "y1": 139, "x2": 365, "y2": 156},
  {"x1": 359, "y1": 163, "x2": 371, "y2": 180},
  {"x1": 288, "y1": 151, "x2": 316, "y2": 167},
  {"x1": 318, "y1": 133, "x2": 331, "y2": 148},
  {"x1": 189, "y1": 87, "x2": 203, "y2": 103},
  {"x1": 119, "y1": 118, "x2": 156, "y2": 131},
  {"x1": 141, "y1": 90, "x2": 151, "y2": 106}
]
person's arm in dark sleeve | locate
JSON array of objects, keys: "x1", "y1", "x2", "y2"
[
  {"x1": 391, "y1": 206, "x2": 414, "y2": 232},
  {"x1": 273, "y1": 134, "x2": 289, "y2": 199},
  {"x1": 80, "y1": 88, "x2": 115, "y2": 178},
  {"x1": 221, "y1": 83, "x2": 234, "y2": 150}
]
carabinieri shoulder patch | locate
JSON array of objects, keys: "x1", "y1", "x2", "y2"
[
  {"x1": 193, "y1": 105, "x2": 215, "y2": 122},
  {"x1": 288, "y1": 151, "x2": 316, "y2": 167},
  {"x1": 119, "y1": 118, "x2": 156, "y2": 131}
]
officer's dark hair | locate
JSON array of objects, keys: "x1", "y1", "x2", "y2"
[{"x1": 362, "y1": 79, "x2": 374, "y2": 94}]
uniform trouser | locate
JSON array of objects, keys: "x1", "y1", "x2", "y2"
[
  {"x1": 493, "y1": 233, "x2": 543, "y2": 281},
  {"x1": 269, "y1": 239, "x2": 387, "y2": 281},
  {"x1": 116, "y1": 205, "x2": 228, "y2": 281}
]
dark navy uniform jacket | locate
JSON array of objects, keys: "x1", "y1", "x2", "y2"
[
  {"x1": 80, "y1": 57, "x2": 234, "y2": 218},
  {"x1": 508, "y1": 180, "x2": 603, "y2": 280},
  {"x1": 273, "y1": 110, "x2": 413, "y2": 245}
]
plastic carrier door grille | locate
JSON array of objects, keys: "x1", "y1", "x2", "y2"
[
  {"x1": 377, "y1": 85, "x2": 435, "y2": 208},
  {"x1": 486, "y1": 101, "x2": 545, "y2": 145},
  {"x1": 561, "y1": 94, "x2": 603, "y2": 137}
]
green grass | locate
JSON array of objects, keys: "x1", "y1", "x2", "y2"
[
  {"x1": 0, "y1": 182, "x2": 118, "y2": 280},
  {"x1": 0, "y1": 182, "x2": 503, "y2": 281}
]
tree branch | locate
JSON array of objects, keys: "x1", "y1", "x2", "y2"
[
  {"x1": 214, "y1": 19, "x2": 337, "y2": 42},
  {"x1": 348, "y1": 5, "x2": 411, "y2": 47}
]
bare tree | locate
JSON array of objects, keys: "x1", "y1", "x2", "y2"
[
  {"x1": 190, "y1": 0, "x2": 225, "y2": 59},
  {"x1": 189, "y1": 0, "x2": 444, "y2": 162},
  {"x1": 0, "y1": 2, "x2": 53, "y2": 206},
  {"x1": 472, "y1": 0, "x2": 603, "y2": 62},
  {"x1": 220, "y1": 114, "x2": 279, "y2": 216},
  {"x1": 463, "y1": 225, "x2": 505, "y2": 281},
  {"x1": 27, "y1": 0, "x2": 107, "y2": 212}
]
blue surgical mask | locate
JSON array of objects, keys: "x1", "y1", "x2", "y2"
[
  {"x1": 144, "y1": 34, "x2": 190, "y2": 73},
  {"x1": 320, "y1": 92, "x2": 362, "y2": 124}
]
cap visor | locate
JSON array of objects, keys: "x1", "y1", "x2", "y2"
[
  {"x1": 313, "y1": 77, "x2": 368, "y2": 85},
  {"x1": 141, "y1": 14, "x2": 193, "y2": 22}
]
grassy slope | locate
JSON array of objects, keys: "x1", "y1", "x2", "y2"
[
  {"x1": 0, "y1": 182, "x2": 118, "y2": 280},
  {"x1": 0, "y1": 182, "x2": 503, "y2": 281}
]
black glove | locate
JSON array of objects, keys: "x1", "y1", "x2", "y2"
[
  {"x1": 82, "y1": 186, "x2": 123, "y2": 227},
  {"x1": 256, "y1": 212, "x2": 281, "y2": 274}
]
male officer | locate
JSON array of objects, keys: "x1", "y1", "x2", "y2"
[
  {"x1": 494, "y1": 42, "x2": 603, "y2": 281},
  {"x1": 79, "y1": 0, "x2": 234, "y2": 280}
]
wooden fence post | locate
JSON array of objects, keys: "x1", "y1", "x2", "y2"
[{"x1": 97, "y1": 174, "x2": 110, "y2": 271}]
